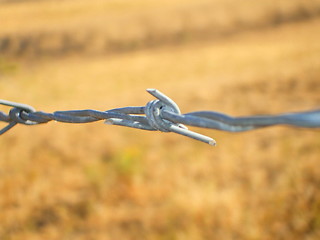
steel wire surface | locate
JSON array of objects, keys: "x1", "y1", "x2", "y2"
[{"x1": 1, "y1": 89, "x2": 319, "y2": 145}]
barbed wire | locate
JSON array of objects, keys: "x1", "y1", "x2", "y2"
[{"x1": 1, "y1": 89, "x2": 320, "y2": 146}]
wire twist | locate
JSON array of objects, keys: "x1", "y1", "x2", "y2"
[{"x1": 1, "y1": 89, "x2": 320, "y2": 146}]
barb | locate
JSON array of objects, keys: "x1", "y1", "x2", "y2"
[{"x1": 1, "y1": 89, "x2": 319, "y2": 145}]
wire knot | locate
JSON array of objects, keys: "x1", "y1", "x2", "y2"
[
  {"x1": 9, "y1": 107, "x2": 35, "y2": 125},
  {"x1": 144, "y1": 89, "x2": 215, "y2": 145},
  {"x1": 0, "y1": 100, "x2": 37, "y2": 135},
  {"x1": 145, "y1": 97, "x2": 186, "y2": 132}
]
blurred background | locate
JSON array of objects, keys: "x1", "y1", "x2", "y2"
[{"x1": 0, "y1": 0, "x2": 320, "y2": 239}]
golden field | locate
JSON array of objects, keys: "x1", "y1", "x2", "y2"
[{"x1": 0, "y1": 0, "x2": 320, "y2": 239}]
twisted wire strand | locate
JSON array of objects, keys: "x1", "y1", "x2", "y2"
[{"x1": 1, "y1": 89, "x2": 319, "y2": 145}]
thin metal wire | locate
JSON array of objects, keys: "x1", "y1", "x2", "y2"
[{"x1": 1, "y1": 89, "x2": 319, "y2": 145}]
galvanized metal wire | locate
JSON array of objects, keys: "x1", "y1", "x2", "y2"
[{"x1": 1, "y1": 89, "x2": 320, "y2": 145}]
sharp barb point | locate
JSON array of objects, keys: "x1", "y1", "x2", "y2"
[
  {"x1": 146, "y1": 88, "x2": 157, "y2": 94},
  {"x1": 209, "y1": 139, "x2": 217, "y2": 146}
]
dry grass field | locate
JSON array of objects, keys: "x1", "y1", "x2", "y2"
[{"x1": 1, "y1": 0, "x2": 320, "y2": 240}]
